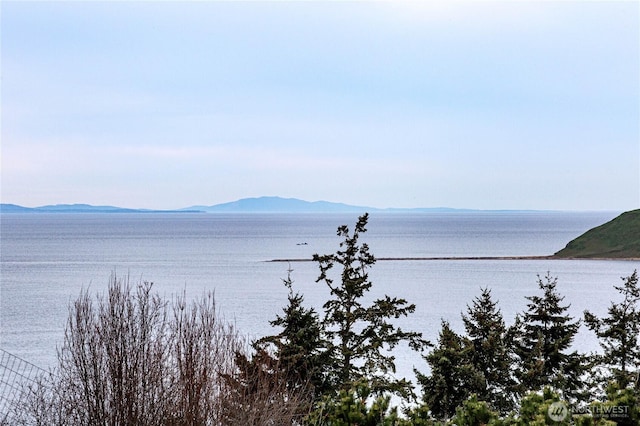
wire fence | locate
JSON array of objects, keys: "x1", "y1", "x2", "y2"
[{"x1": 0, "y1": 348, "x2": 47, "y2": 424}]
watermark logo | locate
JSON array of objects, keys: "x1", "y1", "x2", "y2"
[
  {"x1": 548, "y1": 401, "x2": 569, "y2": 421},
  {"x1": 547, "y1": 401, "x2": 630, "y2": 421}
]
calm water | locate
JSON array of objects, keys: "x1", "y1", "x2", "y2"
[{"x1": 1, "y1": 211, "x2": 638, "y2": 382}]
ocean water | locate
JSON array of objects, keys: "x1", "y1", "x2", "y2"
[{"x1": 1, "y1": 211, "x2": 638, "y2": 383}]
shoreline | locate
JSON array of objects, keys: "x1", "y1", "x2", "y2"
[{"x1": 268, "y1": 256, "x2": 640, "y2": 262}]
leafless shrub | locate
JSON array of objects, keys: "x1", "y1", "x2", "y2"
[
  {"x1": 168, "y1": 291, "x2": 241, "y2": 425},
  {"x1": 13, "y1": 276, "x2": 173, "y2": 425},
  {"x1": 12, "y1": 274, "x2": 308, "y2": 425}
]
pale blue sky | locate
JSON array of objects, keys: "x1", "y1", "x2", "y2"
[{"x1": 2, "y1": 1, "x2": 638, "y2": 210}]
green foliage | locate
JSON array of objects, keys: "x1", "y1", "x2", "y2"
[
  {"x1": 514, "y1": 388, "x2": 569, "y2": 425},
  {"x1": 588, "y1": 383, "x2": 639, "y2": 426},
  {"x1": 307, "y1": 382, "x2": 400, "y2": 426},
  {"x1": 462, "y1": 287, "x2": 517, "y2": 413},
  {"x1": 512, "y1": 273, "x2": 586, "y2": 400},
  {"x1": 398, "y1": 402, "x2": 439, "y2": 426},
  {"x1": 509, "y1": 388, "x2": 607, "y2": 426},
  {"x1": 262, "y1": 261, "x2": 640, "y2": 426},
  {"x1": 584, "y1": 270, "x2": 640, "y2": 390},
  {"x1": 451, "y1": 394, "x2": 502, "y2": 426},
  {"x1": 415, "y1": 288, "x2": 517, "y2": 422},
  {"x1": 313, "y1": 213, "x2": 427, "y2": 397},
  {"x1": 416, "y1": 320, "x2": 479, "y2": 420},
  {"x1": 255, "y1": 268, "x2": 329, "y2": 397}
]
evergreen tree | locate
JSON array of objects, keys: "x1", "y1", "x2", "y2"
[
  {"x1": 223, "y1": 270, "x2": 329, "y2": 425},
  {"x1": 462, "y1": 287, "x2": 516, "y2": 413},
  {"x1": 416, "y1": 320, "x2": 481, "y2": 421},
  {"x1": 512, "y1": 272, "x2": 585, "y2": 400},
  {"x1": 584, "y1": 270, "x2": 640, "y2": 389},
  {"x1": 256, "y1": 268, "x2": 329, "y2": 397},
  {"x1": 313, "y1": 213, "x2": 427, "y2": 398}
]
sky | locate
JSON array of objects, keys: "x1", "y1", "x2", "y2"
[{"x1": 1, "y1": 1, "x2": 639, "y2": 211}]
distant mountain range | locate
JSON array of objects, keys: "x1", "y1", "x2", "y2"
[
  {"x1": 1, "y1": 197, "x2": 484, "y2": 214},
  {"x1": 185, "y1": 197, "x2": 479, "y2": 213}
]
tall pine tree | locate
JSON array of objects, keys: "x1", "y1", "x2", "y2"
[
  {"x1": 416, "y1": 320, "x2": 480, "y2": 421},
  {"x1": 584, "y1": 270, "x2": 640, "y2": 389},
  {"x1": 256, "y1": 268, "x2": 329, "y2": 397},
  {"x1": 512, "y1": 272, "x2": 586, "y2": 400},
  {"x1": 461, "y1": 287, "x2": 516, "y2": 413},
  {"x1": 313, "y1": 213, "x2": 427, "y2": 398}
]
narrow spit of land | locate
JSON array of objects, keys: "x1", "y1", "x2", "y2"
[
  {"x1": 268, "y1": 256, "x2": 640, "y2": 262},
  {"x1": 268, "y1": 256, "x2": 554, "y2": 263}
]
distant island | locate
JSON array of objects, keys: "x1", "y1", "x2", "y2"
[
  {"x1": 186, "y1": 197, "x2": 369, "y2": 213},
  {"x1": 553, "y1": 209, "x2": 640, "y2": 259},
  {"x1": 0, "y1": 203, "x2": 199, "y2": 214},
  {"x1": 186, "y1": 196, "x2": 492, "y2": 213},
  {"x1": 0, "y1": 197, "x2": 501, "y2": 214}
]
